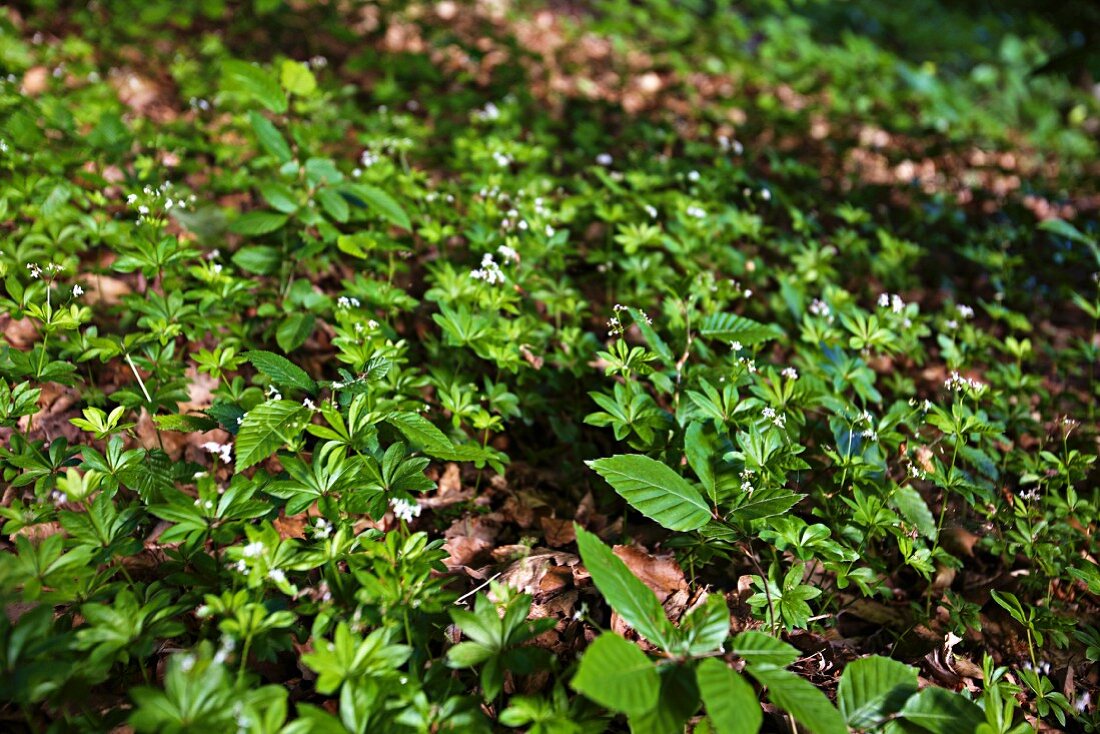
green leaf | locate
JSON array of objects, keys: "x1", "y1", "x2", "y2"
[
  {"x1": 280, "y1": 60, "x2": 317, "y2": 97},
  {"x1": 342, "y1": 183, "x2": 411, "y2": 230},
  {"x1": 249, "y1": 111, "x2": 293, "y2": 163},
  {"x1": 235, "y1": 400, "x2": 308, "y2": 471},
  {"x1": 629, "y1": 665, "x2": 700, "y2": 734},
  {"x1": 221, "y1": 59, "x2": 287, "y2": 114},
  {"x1": 837, "y1": 656, "x2": 918, "y2": 729},
  {"x1": 316, "y1": 188, "x2": 349, "y2": 223},
  {"x1": 153, "y1": 414, "x2": 219, "y2": 432},
  {"x1": 730, "y1": 631, "x2": 798, "y2": 667},
  {"x1": 699, "y1": 313, "x2": 784, "y2": 346},
  {"x1": 750, "y1": 666, "x2": 846, "y2": 734},
  {"x1": 232, "y1": 245, "x2": 282, "y2": 275},
  {"x1": 259, "y1": 181, "x2": 299, "y2": 213},
  {"x1": 276, "y1": 313, "x2": 315, "y2": 352},
  {"x1": 898, "y1": 687, "x2": 986, "y2": 734},
  {"x1": 586, "y1": 454, "x2": 711, "y2": 532},
  {"x1": 386, "y1": 412, "x2": 454, "y2": 456},
  {"x1": 245, "y1": 351, "x2": 316, "y2": 394},
  {"x1": 890, "y1": 484, "x2": 937, "y2": 540},
  {"x1": 574, "y1": 525, "x2": 675, "y2": 649},
  {"x1": 571, "y1": 633, "x2": 659, "y2": 717},
  {"x1": 697, "y1": 658, "x2": 762, "y2": 734},
  {"x1": 230, "y1": 211, "x2": 288, "y2": 236}
]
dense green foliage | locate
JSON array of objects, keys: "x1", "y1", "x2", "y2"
[{"x1": 1, "y1": 0, "x2": 1098, "y2": 731}]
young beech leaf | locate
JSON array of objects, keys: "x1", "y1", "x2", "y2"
[
  {"x1": 696, "y1": 658, "x2": 761, "y2": 734},
  {"x1": 898, "y1": 687, "x2": 986, "y2": 734},
  {"x1": 245, "y1": 351, "x2": 316, "y2": 394},
  {"x1": 235, "y1": 400, "x2": 308, "y2": 471},
  {"x1": 837, "y1": 655, "x2": 918, "y2": 729},
  {"x1": 571, "y1": 633, "x2": 659, "y2": 717},
  {"x1": 749, "y1": 665, "x2": 847, "y2": 734},
  {"x1": 573, "y1": 525, "x2": 675, "y2": 649},
  {"x1": 586, "y1": 454, "x2": 711, "y2": 531}
]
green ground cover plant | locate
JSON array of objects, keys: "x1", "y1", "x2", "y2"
[{"x1": 1, "y1": 0, "x2": 1098, "y2": 731}]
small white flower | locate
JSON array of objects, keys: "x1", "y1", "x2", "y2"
[
  {"x1": 596, "y1": 153, "x2": 613, "y2": 166},
  {"x1": 878, "y1": 293, "x2": 891, "y2": 308},
  {"x1": 242, "y1": 541, "x2": 265, "y2": 558},
  {"x1": 782, "y1": 367, "x2": 799, "y2": 380},
  {"x1": 72, "y1": 284, "x2": 84, "y2": 297},
  {"x1": 497, "y1": 244, "x2": 519, "y2": 261},
  {"x1": 178, "y1": 654, "x2": 196, "y2": 673},
  {"x1": 268, "y1": 568, "x2": 287, "y2": 584},
  {"x1": 957, "y1": 304, "x2": 974, "y2": 319},
  {"x1": 685, "y1": 205, "x2": 706, "y2": 219},
  {"x1": 390, "y1": 497, "x2": 422, "y2": 523},
  {"x1": 644, "y1": 204, "x2": 658, "y2": 219},
  {"x1": 303, "y1": 398, "x2": 316, "y2": 410},
  {"x1": 760, "y1": 188, "x2": 771, "y2": 201},
  {"x1": 687, "y1": 170, "x2": 700, "y2": 182}
]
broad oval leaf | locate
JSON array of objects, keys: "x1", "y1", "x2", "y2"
[
  {"x1": 342, "y1": 183, "x2": 411, "y2": 230},
  {"x1": 837, "y1": 655, "x2": 918, "y2": 729},
  {"x1": 571, "y1": 633, "x2": 659, "y2": 717},
  {"x1": 574, "y1": 525, "x2": 675, "y2": 649},
  {"x1": 246, "y1": 351, "x2": 316, "y2": 394},
  {"x1": 235, "y1": 400, "x2": 308, "y2": 471},
  {"x1": 697, "y1": 658, "x2": 762, "y2": 734},
  {"x1": 586, "y1": 454, "x2": 711, "y2": 531},
  {"x1": 898, "y1": 687, "x2": 985, "y2": 734},
  {"x1": 730, "y1": 631, "x2": 799, "y2": 667},
  {"x1": 750, "y1": 666, "x2": 847, "y2": 734}
]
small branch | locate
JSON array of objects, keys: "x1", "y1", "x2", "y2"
[{"x1": 125, "y1": 353, "x2": 153, "y2": 404}]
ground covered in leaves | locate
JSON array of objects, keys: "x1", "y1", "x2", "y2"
[{"x1": 1, "y1": 1, "x2": 1099, "y2": 732}]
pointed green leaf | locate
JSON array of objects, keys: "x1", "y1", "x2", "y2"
[
  {"x1": 245, "y1": 351, "x2": 316, "y2": 394},
  {"x1": 574, "y1": 525, "x2": 675, "y2": 648},
  {"x1": 586, "y1": 454, "x2": 711, "y2": 531},
  {"x1": 898, "y1": 687, "x2": 986, "y2": 734},
  {"x1": 221, "y1": 59, "x2": 287, "y2": 114},
  {"x1": 571, "y1": 633, "x2": 659, "y2": 717},
  {"x1": 342, "y1": 184, "x2": 410, "y2": 230},
  {"x1": 750, "y1": 666, "x2": 846, "y2": 734},
  {"x1": 731, "y1": 631, "x2": 798, "y2": 667},
  {"x1": 235, "y1": 400, "x2": 308, "y2": 471},
  {"x1": 697, "y1": 658, "x2": 762, "y2": 734},
  {"x1": 837, "y1": 656, "x2": 918, "y2": 729}
]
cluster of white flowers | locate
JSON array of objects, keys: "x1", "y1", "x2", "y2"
[
  {"x1": 782, "y1": 367, "x2": 799, "y2": 380},
  {"x1": 956, "y1": 304, "x2": 974, "y2": 319},
  {"x1": 1018, "y1": 486, "x2": 1041, "y2": 502},
  {"x1": 308, "y1": 55, "x2": 328, "y2": 69},
  {"x1": 390, "y1": 497, "x2": 422, "y2": 523},
  {"x1": 730, "y1": 340, "x2": 743, "y2": 352},
  {"x1": 475, "y1": 101, "x2": 501, "y2": 121},
  {"x1": 607, "y1": 303, "x2": 651, "y2": 337},
  {"x1": 808, "y1": 298, "x2": 833, "y2": 322},
  {"x1": 188, "y1": 97, "x2": 212, "y2": 111},
  {"x1": 242, "y1": 541, "x2": 265, "y2": 558},
  {"x1": 302, "y1": 398, "x2": 317, "y2": 410},
  {"x1": 492, "y1": 151, "x2": 513, "y2": 168},
  {"x1": 193, "y1": 497, "x2": 215, "y2": 511},
  {"x1": 595, "y1": 153, "x2": 613, "y2": 166},
  {"x1": 687, "y1": 170, "x2": 701, "y2": 182},
  {"x1": 717, "y1": 135, "x2": 744, "y2": 155},
  {"x1": 213, "y1": 635, "x2": 236, "y2": 665},
  {"x1": 313, "y1": 517, "x2": 333, "y2": 538},
  {"x1": 497, "y1": 244, "x2": 519, "y2": 262},
  {"x1": 906, "y1": 461, "x2": 926, "y2": 480},
  {"x1": 266, "y1": 384, "x2": 283, "y2": 401},
  {"x1": 944, "y1": 371, "x2": 985, "y2": 394},
  {"x1": 685, "y1": 205, "x2": 706, "y2": 219},
  {"x1": 72, "y1": 284, "x2": 84, "y2": 297},
  {"x1": 1075, "y1": 691, "x2": 1091, "y2": 714},
  {"x1": 471, "y1": 252, "x2": 506, "y2": 285},
  {"x1": 908, "y1": 397, "x2": 934, "y2": 412},
  {"x1": 336, "y1": 296, "x2": 361, "y2": 309},
  {"x1": 644, "y1": 204, "x2": 658, "y2": 219},
  {"x1": 737, "y1": 356, "x2": 757, "y2": 373},
  {"x1": 729, "y1": 279, "x2": 753, "y2": 299},
  {"x1": 761, "y1": 406, "x2": 786, "y2": 428},
  {"x1": 740, "y1": 469, "x2": 755, "y2": 495},
  {"x1": 877, "y1": 293, "x2": 906, "y2": 313},
  {"x1": 201, "y1": 441, "x2": 233, "y2": 464},
  {"x1": 267, "y1": 568, "x2": 288, "y2": 584},
  {"x1": 1022, "y1": 660, "x2": 1052, "y2": 676},
  {"x1": 26, "y1": 262, "x2": 63, "y2": 279},
  {"x1": 0, "y1": 138, "x2": 9, "y2": 154}
]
